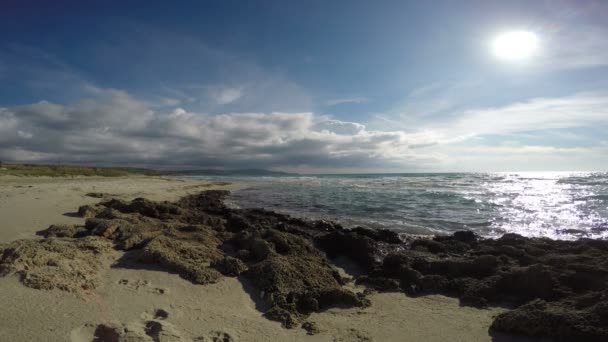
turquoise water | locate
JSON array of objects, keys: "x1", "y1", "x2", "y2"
[{"x1": 181, "y1": 172, "x2": 608, "y2": 240}]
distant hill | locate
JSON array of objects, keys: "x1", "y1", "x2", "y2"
[
  {"x1": 173, "y1": 168, "x2": 292, "y2": 176},
  {"x1": 0, "y1": 163, "x2": 292, "y2": 177},
  {"x1": 0, "y1": 163, "x2": 166, "y2": 177}
]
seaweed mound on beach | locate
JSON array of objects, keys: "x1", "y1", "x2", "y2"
[
  {"x1": 180, "y1": 193, "x2": 371, "y2": 327},
  {"x1": 338, "y1": 230, "x2": 608, "y2": 341},
  {"x1": 25, "y1": 190, "x2": 369, "y2": 328},
  {"x1": 0, "y1": 236, "x2": 111, "y2": 292},
  {"x1": 138, "y1": 229, "x2": 224, "y2": 284},
  {"x1": 230, "y1": 228, "x2": 369, "y2": 327}
]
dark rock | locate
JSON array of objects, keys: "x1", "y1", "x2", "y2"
[
  {"x1": 491, "y1": 298, "x2": 608, "y2": 341},
  {"x1": 316, "y1": 230, "x2": 379, "y2": 270},
  {"x1": 350, "y1": 227, "x2": 401, "y2": 244},
  {"x1": 226, "y1": 214, "x2": 252, "y2": 232},
  {"x1": 313, "y1": 220, "x2": 341, "y2": 232},
  {"x1": 453, "y1": 230, "x2": 478, "y2": 243},
  {"x1": 411, "y1": 239, "x2": 446, "y2": 253},
  {"x1": 351, "y1": 230, "x2": 608, "y2": 340},
  {"x1": 356, "y1": 276, "x2": 400, "y2": 291},
  {"x1": 235, "y1": 249, "x2": 251, "y2": 261},
  {"x1": 422, "y1": 255, "x2": 499, "y2": 279}
]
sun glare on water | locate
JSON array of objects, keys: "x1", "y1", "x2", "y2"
[{"x1": 492, "y1": 30, "x2": 539, "y2": 61}]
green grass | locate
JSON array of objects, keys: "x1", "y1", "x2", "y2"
[{"x1": 0, "y1": 163, "x2": 168, "y2": 177}]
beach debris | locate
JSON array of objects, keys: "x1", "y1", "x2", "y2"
[
  {"x1": 210, "y1": 256, "x2": 247, "y2": 276},
  {"x1": 36, "y1": 224, "x2": 88, "y2": 238},
  {"x1": 0, "y1": 236, "x2": 111, "y2": 292},
  {"x1": 139, "y1": 234, "x2": 223, "y2": 284},
  {"x1": 77, "y1": 204, "x2": 101, "y2": 218}
]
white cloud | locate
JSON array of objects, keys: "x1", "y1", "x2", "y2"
[
  {"x1": 0, "y1": 88, "x2": 433, "y2": 170},
  {"x1": 1, "y1": 84, "x2": 607, "y2": 172},
  {"x1": 160, "y1": 97, "x2": 181, "y2": 106},
  {"x1": 211, "y1": 87, "x2": 243, "y2": 105},
  {"x1": 426, "y1": 143, "x2": 608, "y2": 172},
  {"x1": 540, "y1": 22, "x2": 608, "y2": 70},
  {"x1": 443, "y1": 92, "x2": 608, "y2": 137},
  {"x1": 399, "y1": 82, "x2": 479, "y2": 118},
  {"x1": 17, "y1": 130, "x2": 33, "y2": 139},
  {"x1": 502, "y1": 0, "x2": 608, "y2": 71},
  {"x1": 366, "y1": 81, "x2": 483, "y2": 132},
  {"x1": 326, "y1": 97, "x2": 369, "y2": 106},
  {"x1": 313, "y1": 120, "x2": 365, "y2": 135},
  {"x1": 368, "y1": 91, "x2": 608, "y2": 171}
]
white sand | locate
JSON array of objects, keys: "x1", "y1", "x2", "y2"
[{"x1": 0, "y1": 176, "x2": 525, "y2": 341}]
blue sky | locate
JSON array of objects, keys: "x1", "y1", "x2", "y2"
[{"x1": 1, "y1": 0, "x2": 607, "y2": 172}]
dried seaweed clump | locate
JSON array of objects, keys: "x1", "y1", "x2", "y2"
[
  {"x1": 139, "y1": 231, "x2": 224, "y2": 284},
  {"x1": 0, "y1": 236, "x2": 111, "y2": 292},
  {"x1": 230, "y1": 228, "x2": 370, "y2": 328}
]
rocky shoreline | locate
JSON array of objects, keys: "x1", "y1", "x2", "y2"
[{"x1": 1, "y1": 190, "x2": 607, "y2": 341}]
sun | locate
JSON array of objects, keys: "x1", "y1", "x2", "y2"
[{"x1": 492, "y1": 31, "x2": 539, "y2": 61}]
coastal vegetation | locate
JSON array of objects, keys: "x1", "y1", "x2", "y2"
[
  {"x1": 0, "y1": 163, "x2": 165, "y2": 177},
  {"x1": 0, "y1": 163, "x2": 287, "y2": 178}
]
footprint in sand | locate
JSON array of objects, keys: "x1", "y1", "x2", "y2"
[
  {"x1": 332, "y1": 328, "x2": 372, "y2": 342},
  {"x1": 70, "y1": 323, "x2": 123, "y2": 342},
  {"x1": 71, "y1": 319, "x2": 184, "y2": 342},
  {"x1": 154, "y1": 309, "x2": 170, "y2": 320},
  {"x1": 194, "y1": 331, "x2": 235, "y2": 342},
  {"x1": 71, "y1": 309, "x2": 237, "y2": 342},
  {"x1": 117, "y1": 279, "x2": 167, "y2": 295}
]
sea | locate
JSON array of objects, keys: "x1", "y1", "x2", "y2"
[{"x1": 179, "y1": 172, "x2": 608, "y2": 240}]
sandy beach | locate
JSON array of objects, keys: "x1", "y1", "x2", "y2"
[{"x1": 0, "y1": 175, "x2": 520, "y2": 342}]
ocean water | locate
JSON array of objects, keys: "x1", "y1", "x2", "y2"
[{"x1": 181, "y1": 172, "x2": 608, "y2": 240}]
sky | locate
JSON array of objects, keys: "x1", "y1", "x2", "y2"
[{"x1": 1, "y1": 0, "x2": 607, "y2": 173}]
